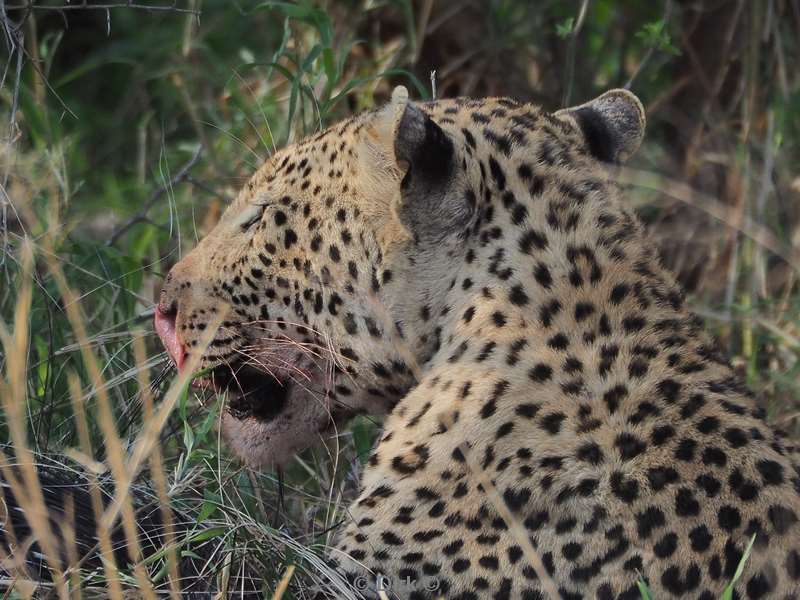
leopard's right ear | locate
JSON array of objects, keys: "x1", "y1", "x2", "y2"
[{"x1": 556, "y1": 89, "x2": 645, "y2": 164}]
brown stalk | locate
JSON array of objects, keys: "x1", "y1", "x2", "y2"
[
  {"x1": 0, "y1": 241, "x2": 69, "y2": 600},
  {"x1": 67, "y1": 372, "x2": 124, "y2": 600},
  {"x1": 45, "y1": 242, "x2": 157, "y2": 599},
  {"x1": 133, "y1": 333, "x2": 181, "y2": 600}
]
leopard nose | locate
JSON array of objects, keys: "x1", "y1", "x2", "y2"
[{"x1": 154, "y1": 303, "x2": 186, "y2": 371}]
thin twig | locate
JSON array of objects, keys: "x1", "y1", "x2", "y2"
[
  {"x1": 107, "y1": 146, "x2": 202, "y2": 245},
  {"x1": 4, "y1": 1, "x2": 199, "y2": 14},
  {"x1": 615, "y1": 166, "x2": 800, "y2": 275},
  {"x1": 562, "y1": 0, "x2": 590, "y2": 106},
  {"x1": 625, "y1": 0, "x2": 674, "y2": 89}
]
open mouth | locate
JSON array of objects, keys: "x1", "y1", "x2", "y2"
[{"x1": 205, "y1": 364, "x2": 291, "y2": 422}]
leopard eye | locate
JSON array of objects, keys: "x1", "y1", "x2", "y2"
[{"x1": 236, "y1": 204, "x2": 265, "y2": 231}]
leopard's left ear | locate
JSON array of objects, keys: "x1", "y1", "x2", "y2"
[
  {"x1": 556, "y1": 89, "x2": 645, "y2": 164},
  {"x1": 366, "y1": 86, "x2": 469, "y2": 242}
]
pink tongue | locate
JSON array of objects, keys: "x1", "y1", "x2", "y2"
[{"x1": 154, "y1": 309, "x2": 185, "y2": 371}]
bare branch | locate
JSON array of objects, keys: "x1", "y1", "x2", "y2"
[{"x1": 3, "y1": 1, "x2": 199, "y2": 15}]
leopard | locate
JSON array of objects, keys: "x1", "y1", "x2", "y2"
[{"x1": 154, "y1": 85, "x2": 800, "y2": 599}]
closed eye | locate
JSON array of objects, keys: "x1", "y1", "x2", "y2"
[{"x1": 237, "y1": 204, "x2": 265, "y2": 231}]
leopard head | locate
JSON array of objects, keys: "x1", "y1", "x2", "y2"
[{"x1": 155, "y1": 86, "x2": 645, "y2": 467}]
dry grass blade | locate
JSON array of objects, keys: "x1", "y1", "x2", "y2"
[
  {"x1": 436, "y1": 409, "x2": 562, "y2": 600},
  {"x1": 271, "y1": 564, "x2": 295, "y2": 600},
  {"x1": 44, "y1": 236, "x2": 158, "y2": 599},
  {"x1": 67, "y1": 372, "x2": 124, "y2": 600},
  {"x1": 100, "y1": 309, "x2": 227, "y2": 532},
  {"x1": 59, "y1": 493, "x2": 82, "y2": 600},
  {"x1": 0, "y1": 240, "x2": 69, "y2": 600},
  {"x1": 614, "y1": 166, "x2": 800, "y2": 274},
  {"x1": 133, "y1": 333, "x2": 180, "y2": 600}
]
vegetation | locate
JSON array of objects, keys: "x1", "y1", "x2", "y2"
[{"x1": 0, "y1": 0, "x2": 798, "y2": 597}]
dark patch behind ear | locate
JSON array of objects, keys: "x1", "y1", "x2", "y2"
[
  {"x1": 393, "y1": 103, "x2": 472, "y2": 240},
  {"x1": 395, "y1": 104, "x2": 454, "y2": 186},
  {"x1": 558, "y1": 89, "x2": 645, "y2": 164},
  {"x1": 572, "y1": 106, "x2": 615, "y2": 163}
]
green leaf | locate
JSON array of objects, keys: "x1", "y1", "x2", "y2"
[
  {"x1": 182, "y1": 421, "x2": 194, "y2": 453},
  {"x1": 556, "y1": 17, "x2": 574, "y2": 39},
  {"x1": 635, "y1": 20, "x2": 680, "y2": 56},
  {"x1": 720, "y1": 534, "x2": 757, "y2": 600},
  {"x1": 351, "y1": 415, "x2": 377, "y2": 463},
  {"x1": 190, "y1": 527, "x2": 227, "y2": 543},
  {"x1": 197, "y1": 496, "x2": 218, "y2": 522},
  {"x1": 636, "y1": 576, "x2": 653, "y2": 600}
]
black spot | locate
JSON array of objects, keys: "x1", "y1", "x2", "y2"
[
  {"x1": 561, "y1": 542, "x2": 583, "y2": 561},
  {"x1": 674, "y1": 438, "x2": 697, "y2": 461},
  {"x1": 342, "y1": 313, "x2": 358, "y2": 334},
  {"x1": 647, "y1": 466, "x2": 679, "y2": 491},
  {"x1": 546, "y1": 333, "x2": 568, "y2": 351},
  {"x1": 284, "y1": 229, "x2": 298, "y2": 249},
  {"x1": 540, "y1": 412, "x2": 566, "y2": 435},
  {"x1": 462, "y1": 306, "x2": 475, "y2": 323},
  {"x1": 701, "y1": 446, "x2": 727, "y2": 468},
  {"x1": 529, "y1": 363, "x2": 553, "y2": 383},
  {"x1": 695, "y1": 473, "x2": 721, "y2": 497},
  {"x1": 519, "y1": 229, "x2": 548, "y2": 254},
  {"x1": 503, "y1": 488, "x2": 531, "y2": 512},
  {"x1": 478, "y1": 554, "x2": 500, "y2": 571},
  {"x1": 381, "y1": 531, "x2": 403, "y2": 545},
  {"x1": 574, "y1": 302, "x2": 595, "y2": 322},
  {"x1": 746, "y1": 572, "x2": 774, "y2": 599},
  {"x1": 534, "y1": 264, "x2": 552, "y2": 288},
  {"x1": 755, "y1": 459, "x2": 784, "y2": 486},
  {"x1": 636, "y1": 506, "x2": 666, "y2": 538},
  {"x1": 615, "y1": 432, "x2": 646, "y2": 460},
  {"x1": 576, "y1": 442, "x2": 604, "y2": 465},
  {"x1": 516, "y1": 403, "x2": 540, "y2": 418},
  {"x1": 610, "y1": 471, "x2": 639, "y2": 503},
  {"x1": 650, "y1": 425, "x2": 675, "y2": 446},
  {"x1": 723, "y1": 427, "x2": 749, "y2": 448},
  {"x1": 689, "y1": 525, "x2": 713, "y2": 553},
  {"x1": 786, "y1": 549, "x2": 800, "y2": 580},
  {"x1": 452, "y1": 558, "x2": 471, "y2": 573},
  {"x1": 768, "y1": 504, "x2": 798, "y2": 535},
  {"x1": 654, "y1": 532, "x2": 678, "y2": 558},
  {"x1": 657, "y1": 379, "x2": 681, "y2": 403},
  {"x1": 509, "y1": 284, "x2": 529, "y2": 306},
  {"x1": 539, "y1": 299, "x2": 562, "y2": 327},
  {"x1": 622, "y1": 315, "x2": 646, "y2": 333},
  {"x1": 610, "y1": 283, "x2": 629, "y2": 304},
  {"x1": 603, "y1": 384, "x2": 627, "y2": 413},
  {"x1": 675, "y1": 488, "x2": 700, "y2": 517},
  {"x1": 718, "y1": 505, "x2": 741, "y2": 531},
  {"x1": 488, "y1": 156, "x2": 506, "y2": 190},
  {"x1": 696, "y1": 416, "x2": 720, "y2": 435}
]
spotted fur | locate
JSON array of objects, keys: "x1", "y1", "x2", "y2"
[{"x1": 157, "y1": 87, "x2": 800, "y2": 599}]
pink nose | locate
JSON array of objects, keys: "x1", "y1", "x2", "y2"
[{"x1": 154, "y1": 306, "x2": 186, "y2": 371}]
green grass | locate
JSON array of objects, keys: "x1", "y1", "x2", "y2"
[{"x1": 1, "y1": 1, "x2": 798, "y2": 598}]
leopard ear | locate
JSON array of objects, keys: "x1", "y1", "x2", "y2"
[
  {"x1": 390, "y1": 86, "x2": 454, "y2": 183},
  {"x1": 556, "y1": 89, "x2": 645, "y2": 164},
  {"x1": 368, "y1": 86, "x2": 466, "y2": 240}
]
